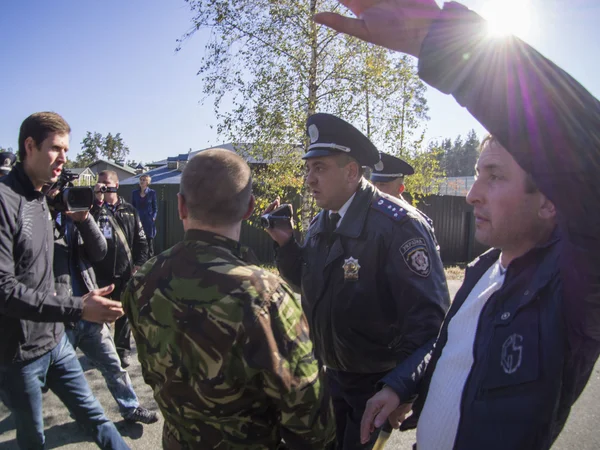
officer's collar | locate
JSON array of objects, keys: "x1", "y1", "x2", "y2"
[
  {"x1": 314, "y1": 178, "x2": 374, "y2": 238},
  {"x1": 183, "y1": 229, "x2": 242, "y2": 257},
  {"x1": 12, "y1": 163, "x2": 44, "y2": 199}
]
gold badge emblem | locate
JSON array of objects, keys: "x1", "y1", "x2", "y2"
[{"x1": 343, "y1": 257, "x2": 360, "y2": 281}]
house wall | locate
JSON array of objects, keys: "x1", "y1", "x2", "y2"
[{"x1": 88, "y1": 162, "x2": 134, "y2": 183}]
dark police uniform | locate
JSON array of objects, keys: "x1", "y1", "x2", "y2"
[
  {"x1": 372, "y1": 152, "x2": 438, "y2": 241},
  {"x1": 276, "y1": 113, "x2": 450, "y2": 450},
  {"x1": 370, "y1": 151, "x2": 414, "y2": 183},
  {"x1": 0, "y1": 152, "x2": 17, "y2": 178}
]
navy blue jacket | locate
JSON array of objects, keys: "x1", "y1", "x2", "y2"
[
  {"x1": 381, "y1": 2, "x2": 600, "y2": 449},
  {"x1": 131, "y1": 188, "x2": 157, "y2": 239},
  {"x1": 277, "y1": 179, "x2": 450, "y2": 374}
]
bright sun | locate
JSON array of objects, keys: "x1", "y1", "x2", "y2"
[{"x1": 481, "y1": 0, "x2": 533, "y2": 39}]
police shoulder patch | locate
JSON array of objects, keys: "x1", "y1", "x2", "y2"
[
  {"x1": 371, "y1": 197, "x2": 408, "y2": 222},
  {"x1": 400, "y1": 237, "x2": 431, "y2": 277}
]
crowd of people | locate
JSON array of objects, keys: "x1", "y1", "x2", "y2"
[{"x1": 1, "y1": 0, "x2": 599, "y2": 449}]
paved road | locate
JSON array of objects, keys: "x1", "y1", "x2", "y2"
[{"x1": 1, "y1": 279, "x2": 599, "y2": 448}]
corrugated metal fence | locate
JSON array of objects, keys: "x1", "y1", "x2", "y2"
[{"x1": 118, "y1": 183, "x2": 487, "y2": 264}]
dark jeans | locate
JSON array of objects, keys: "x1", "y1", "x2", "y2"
[
  {"x1": 0, "y1": 334, "x2": 128, "y2": 450},
  {"x1": 326, "y1": 368, "x2": 389, "y2": 450},
  {"x1": 67, "y1": 321, "x2": 139, "y2": 418}
]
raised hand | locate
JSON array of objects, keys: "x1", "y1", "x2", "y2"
[{"x1": 314, "y1": 0, "x2": 440, "y2": 57}]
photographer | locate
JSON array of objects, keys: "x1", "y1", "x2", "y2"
[
  {"x1": 91, "y1": 171, "x2": 149, "y2": 368},
  {"x1": 51, "y1": 188, "x2": 158, "y2": 425},
  {"x1": 0, "y1": 112, "x2": 127, "y2": 449}
]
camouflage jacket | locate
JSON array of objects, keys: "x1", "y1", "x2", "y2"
[{"x1": 121, "y1": 229, "x2": 335, "y2": 450}]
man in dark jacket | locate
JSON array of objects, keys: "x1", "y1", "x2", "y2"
[
  {"x1": 264, "y1": 113, "x2": 450, "y2": 449},
  {"x1": 53, "y1": 209, "x2": 158, "y2": 425},
  {"x1": 91, "y1": 170, "x2": 149, "y2": 368},
  {"x1": 314, "y1": 1, "x2": 600, "y2": 449},
  {"x1": 0, "y1": 111, "x2": 127, "y2": 449}
]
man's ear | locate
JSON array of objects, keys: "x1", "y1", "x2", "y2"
[
  {"x1": 399, "y1": 184, "x2": 406, "y2": 195},
  {"x1": 177, "y1": 193, "x2": 188, "y2": 221},
  {"x1": 24, "y1": 137, "x2": 36, "y2": 158},
  {"x1": 538, "y1": 194, "x2": 556, "y2": 220},
  {"x1": 347, "y1": 161, "x2": 361, "y2": 182},
  {"x1": 242, "y1": 195, "x2": 255, "y2": 221}
]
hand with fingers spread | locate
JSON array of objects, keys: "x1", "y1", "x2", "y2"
[
  {"x1": 81, "y1": 284, "x2": 124, "y2": 323},
  {"x1": 262, "y1": 197, "x2": 295, "y2": 246},
  {"x1": 314, "y1": 0, "x2": 441, "y2": 57},
  {"x1": 360, "y1": 385, "x2": 406, "y2": 444}
]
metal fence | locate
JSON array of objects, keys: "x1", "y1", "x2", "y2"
[{"x1": 118, "y1": 183, "x2": 487, "y2": 265}]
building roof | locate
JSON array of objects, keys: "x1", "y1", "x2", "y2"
[
  {"x1": 88, "y1": 159, "x2": 137, "y2": 175},
  {"x1": 67, "y1": 167, "x2": 94, "y2": 175},
  {"x1": 122, "y1": 143, "x2": 300, "y2": 186}
]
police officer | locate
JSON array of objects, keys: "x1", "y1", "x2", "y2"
[
  {"x1": 264, "y1": 113, "x2": 450, "y2": 450},
  {"x1": 0, "y1": 151, "x2": 16, "y2": 178},
  {"x1": 370, "y1": 152, "x2": 414, "y2": 199}
]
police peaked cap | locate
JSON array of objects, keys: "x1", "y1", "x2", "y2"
[
  {"x1": 0, "y1": 152, "x2": 16, "y2": 174},
  {"x1": 370, "y1": 152, "x2": 414, "y2": 182},
  {"x1": 303, "y1": 113, "x2": 381, "y2": 169}
]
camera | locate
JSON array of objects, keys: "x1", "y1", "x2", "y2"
[
  {"x1": 96, "y1": 185, "x2": 118, "y2": 194},
  {"x1": 260, "y1": 204, "x2": 293, "y2": 229},
  {"x1": 47, "y1": 170, "x2": 94, "y2": 212}
]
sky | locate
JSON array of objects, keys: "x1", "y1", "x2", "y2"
[{"x1": 1, "y1": 0, "x2": 599, "y2": 165}]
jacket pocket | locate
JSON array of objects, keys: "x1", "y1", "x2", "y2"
[{"x1": 481, "y1": 307, "x2": 540, "y2": 393}]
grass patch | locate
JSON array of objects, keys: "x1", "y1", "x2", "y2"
[{"x1": 444, "y1": 264, "x2": 466, "y2": 281}]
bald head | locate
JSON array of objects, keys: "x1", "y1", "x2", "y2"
[{"x1": 179, "y1": 149, "x2": 253, "y2": 227}]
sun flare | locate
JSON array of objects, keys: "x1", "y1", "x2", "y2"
[{"x1": 481, "y1": 0, "x2": 533, "y2": 39}]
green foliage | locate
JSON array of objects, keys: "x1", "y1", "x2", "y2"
[
  {"x1": 72, "y1": 131, "x2": 130, "y2": 168},
  {"x1": 432, "y1": 129, "x2": 481, "y2": 177},
  {"x1": 181, "y1": 0, "x2": 433, "y2": 231}
]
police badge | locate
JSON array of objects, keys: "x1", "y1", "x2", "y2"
[
  {"x1": 400, "y1": 238, "x2": 431, "y2": 277},
  {"x1": 343, "y1": 257, "x2": 360, "y2": 281}
]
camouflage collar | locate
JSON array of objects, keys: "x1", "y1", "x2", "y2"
[{"x1": 183, "y1": 229, "x2": 242, "y2": 257}]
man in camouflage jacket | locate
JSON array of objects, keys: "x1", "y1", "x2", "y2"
[{"x1": 121, "y1": 148, "x2": 335, "y2": 450}]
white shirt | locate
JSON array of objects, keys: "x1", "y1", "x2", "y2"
[
  {"x1": 416, "y1": 259, "x2": 506, "y2": 450},
  {"x1": 330, "y1": 193, "x2": 356, "y2": 229}
]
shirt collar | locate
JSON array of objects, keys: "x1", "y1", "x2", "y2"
[{"x1": 330, "y1": 193, "x2": 356, "y2": 225}]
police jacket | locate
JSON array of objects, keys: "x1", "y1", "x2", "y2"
[
  {"x1": 0, "y1": 164, "x2": 83, "y2": 364},
  {"x1": 53, "y1": 214, "x2": 107, "y2": 298},
  {"x1": 377, "y1": 2, "x2": 600, "y2": 448},
  {"x1": 91, "y1": 197, "x2": 148, "y2": 282},
  {"x1": 276, "y1": 179, "x2": 450, "y2": 374}
]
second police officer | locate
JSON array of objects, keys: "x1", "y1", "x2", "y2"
[{"x1": 264, "y1": 113, "x2": 450, "y2": 449}]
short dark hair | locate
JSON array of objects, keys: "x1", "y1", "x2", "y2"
[
  {"x1": 480, "y1": 134, "x2": 538, "y2": 194},
  {"x1": 98, "y1": 170, "x2": 119, "y2": 182},
  {"x1": 180, "y1": 149, "x2": 252, "y2": 227},
  {"x1": 18, "y1": 112, "x2": 71, "y2": 161}
]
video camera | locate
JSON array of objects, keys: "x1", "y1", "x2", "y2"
[
  {"x1": 96, "y1": 185, "x2": 118, "y2": 194},
  {"x1": 47, "y1": 170, "x2": 94, "y2": 212},
  {"x1": 260, "y1": 204, "x2": 293, "y2": 229}
]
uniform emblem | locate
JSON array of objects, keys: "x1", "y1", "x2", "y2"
[
  {"x1": 3, "y1": 158, "x2": 10, "y2": 167},
  {"x1": 400, "y1": 238, "x2": 430, "y2": 277},
  {"x1": 308, "y1": 124, "x2": 319, "y2": 143},
  {"x1": 343, "y1": 257, "x2": 360, "y2": 281},
  {"x1": 501, "y1": 333, "x2": 523, "y2": 374}
]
